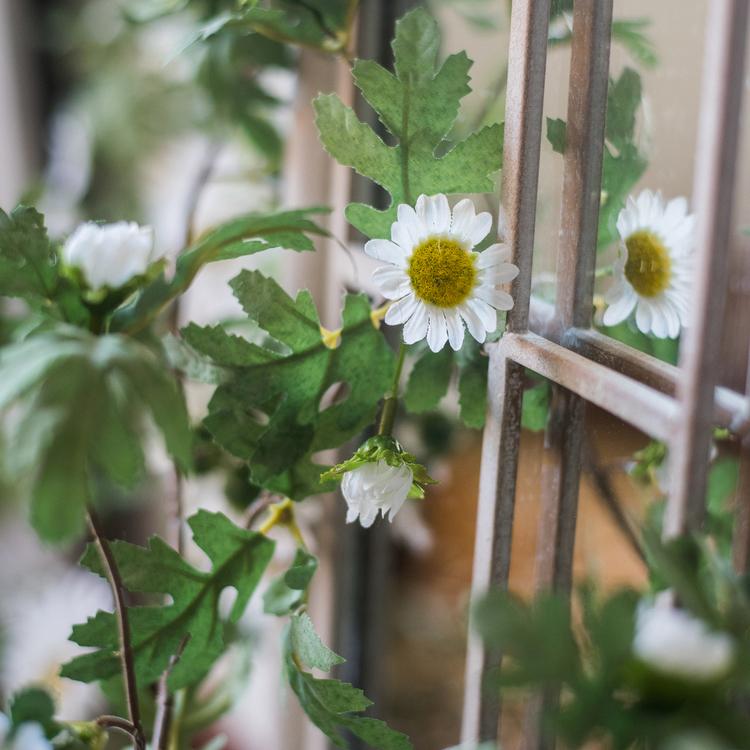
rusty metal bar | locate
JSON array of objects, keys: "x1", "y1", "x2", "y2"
[
  {"x1": 525, "y1": 4, "x2": 613, "y2": 743},
  {"x1": 665, "y1": 0, "x2": 749, "y2": 537},
  {"x1": 534, "y1": 0, "x2": 613, "y2": 594},
  {"x1": 461, "y1": 0, "x2": 551, "y2": 743},
  {"x1": 569, "y1": 327, "x2": 747, "y2": 433},
  {"x1": 499, "y1": 332, "x2": 679, "y2": 442}
]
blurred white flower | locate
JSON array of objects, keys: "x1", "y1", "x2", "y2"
[
  {"x1": 342, "y1": 460, "x2": 413, "y2": 528},
  {"x1": 0, "y1": 570, "x2": 111, "y2": 720},
  {"x1": 62, "y1": 221, "x2": 161, "y2": 292},
  {"x1": 366, "y1": 194, "x2": 518, "y2": 352},
  {"x1": 0, "y1": 713, "x2": 52, "y2": 750},
  {"x1": 603, "y1": 190, "x2": 695, "y2": 339},
  {"x1": 633, "y1": 602, "x2": 734, "y2": 682}
]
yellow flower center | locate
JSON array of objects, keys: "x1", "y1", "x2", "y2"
[
  {"x1": 624, "y1": 230, "x2": 672, "y2": 297},
  {"x1": 408, "y1": 237, "x2": 477, "y2": 308}
]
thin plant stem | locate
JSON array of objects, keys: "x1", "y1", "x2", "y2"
[
  {"x1": 378, "y1": 342, "x2": 407, "y2": 436},
  {"x1": 151, "y1": 636, "x2": 190, "y2": 750},
  {"x1": 87, "y1": 510, "x2": 145, "y2": 750}
]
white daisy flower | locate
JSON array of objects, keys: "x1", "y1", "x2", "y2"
[
  {"x1": 365, "y1": 194, "x2": 519, "y2": 352},
  {"x1": 633, "y1": 601, "x2": 734, "y2": 682},
  {"x1": 603, "y1": 190, "x2": 695, "y2": 339},
  {"x1": 62, "y1": 221, "x2": 161, "y2": 293},
  {"x1": 342, "y1": 460, "x2": 414, "y2": 528}
]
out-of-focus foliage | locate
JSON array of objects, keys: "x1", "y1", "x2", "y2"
[{"x1": 475, "y1": 534, "x2": 750, "y2": 749}]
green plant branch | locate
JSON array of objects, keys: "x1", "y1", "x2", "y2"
[
  {"x1": 378, "y1": 341, "x2": 407, "y2": 436},
  {"x1": 87, "y1": 509, "x2": 145, "y2": 750}
]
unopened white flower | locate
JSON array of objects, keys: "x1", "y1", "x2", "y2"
[
  {"x1": 633, "y1": 602, "x2": 734, "y2": 682},
  {"x1": 365, "y1": 194, "x2": 519, "y2": 352},
  {"x1": 62, "y1": 221, "x2": 160, "y2": 292},
  {"x1": 342, "y1": 460, "x2": 413, "y2": 528},
  {"x1": 322, "y1": 435, "x2": 435, "y2": 529},
  {"x1": 603, "y1": 190, "x2": 695, "y2": 339}
]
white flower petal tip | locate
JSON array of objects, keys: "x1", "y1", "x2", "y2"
[
  {"x1": 341, "y1": 461, "x2": 413, "y2": 528},
  {"x1": 633, "y1": 602, "x2": 735, "y2": 682},
  {"x1": 370, "y1": 194, "x2": 518, "y2": 352},
  {"x1": 603, "y1": 189, "x2": 695, "y2": 339},
  {"x1": 62, "y1": 221, "x2": 161, "y2": 293}
]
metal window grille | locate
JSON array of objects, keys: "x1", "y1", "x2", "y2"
[{"x1": 460, "y1": 0, "x2": 750, "y2": 746}]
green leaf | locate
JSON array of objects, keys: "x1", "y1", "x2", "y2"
[
  {"x1": 111, "y1": 207, "x2": 329, "y2": 334},
  {"x1": 62, "y1": 510, "x2": 275, "y2": 690},
  {"x1": 605, "y1": 68, "x2": 642, "y2": 152},
  {"x1": 241, "y1": 1, "x2": 355, "y2": 52},
  {"x1": 174, "y1": 270, "x2": 394, "y2": 499},
  {"x1": 9, "y1": 687, "x2": 58, "y2": 738},
  {"x1": 315, "y1": 8, "x2": 502, "y2": 238},
  {"x1": 285, "y1": 615, "x2": 413, "y2": 750},
  {"x1": 264, "y1": 548, "x2": 318, "y2": 616},
  {"x1": 0, "y1": 205, "x2": 58, "y2": 305},
  {"x1": 458, "y1": 356, "x2": 488, "y2": 429},
  {"x1": 404, "y1": 347, "x2": 453, "y2": 413},
  {"x1": 291, "y1": 613, "x2": 345, "y2": 672},
  {"x1": 522, "y1": 378, "x2": 551, "y2": 433},
  {"x1": 598, "y1": 68, "x2": 648, "y2": 248},
  {"x1": 612, "y1": 19, "x2": 658, "y2": 69},
  {"x1": 546, "y1": 117, "x2": 567, "y2": 154},
  {"x1": 474, "y1": 589, "x2": 580, "y2": 687},
  {"x1": 0, "y1": 327, "x2": 191, "y2": 541}
]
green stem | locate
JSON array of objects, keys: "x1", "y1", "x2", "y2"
[
  {"x1": 378, "y1": 342, "x2": 407, "y2": 436},
  {"x1": 87, "y1": 510, "x2": 145, "y2": 750}
]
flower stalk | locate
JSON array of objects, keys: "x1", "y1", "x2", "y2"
[
  {"x1": 378, "y1": 342, "x2": 407, "y2": 436},
  {"x1": 86, "y1": 510, "x2": 145, "y2": 750}
]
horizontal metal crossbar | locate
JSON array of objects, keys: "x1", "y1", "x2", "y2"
[
  {"x1": 528, "y1": 299, "x2": 748, "y2": 435},
  {"x1": 496, "y1": 331, "x2": 679, "y2": 442}
]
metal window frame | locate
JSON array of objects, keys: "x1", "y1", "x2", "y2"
[{"x1": 461, "y1": 0, "x2": 750, "y2": 746}]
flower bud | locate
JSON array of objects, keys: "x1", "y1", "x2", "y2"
[{"x1": 62, "y1": 221, "x2": 161, "y2": 293}]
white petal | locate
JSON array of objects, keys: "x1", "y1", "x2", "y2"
[
  {"x1": 392, "y1": 204, "x2": 424, "y2": 250},
  {"x1": 481, "y1": 263, "x2": 520, "y2": 284},
  {"x1": 650, "y1": 303, "x2": 668, "y2": 339},
  {"x1": 426, "y1": 307, "x2": 448, "y2": 352},
  {"x1": 635, "y1": 301, "x2": 653, "y2": 335},
  {"x1": 373, "y1": 265, "x2": 411, "y2": 299},
  {"x1": 450, "y1": 198, "x2": 478, "y2": 244},
  {"x1": 602, "y1": 287, "x2": 637, "y2": 326},
  {"x1": 403, "y1": 301, "x2": 430, "y2": 344},
  {"x1": 459, "y1": 303, "x2": 486, "y2": 343},
  {"x1": 445, "y1": 309, "x2": 465, "y2": 350},
  {"x1": 416, "y1": 194, "x2": 451, "y2": 235},
  {"x1": 465, "y1": 211, "x2": 493, "y2": 247},
  {"x1": 464, "y1": 297, "x2": 497, "y2": 340},
  {"x1": 364, "y1": 239, "x2": 407, "y2": 266},
  {"x1": 476, "y1": 285, "x2": 514, "y2": 311},
  {"x1": 477, "y1": 243, "x2": 511, "y2": 268},
  {"x1": 384, "y1": 293, "x2": 419, "y2": 325}
]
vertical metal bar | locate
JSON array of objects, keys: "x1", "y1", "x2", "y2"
[
  {"x1": 665, "y1": 0, "x2": 749, "y2": 537},
  {"x1": 525, "y1": 1, "x2": 613, "y2": 746},
  {"x1": 461, "y1": 0, "x2": 551, "y2": 744},
  {"x1": 534, "y1": 0, "x2": 613, "y2": 592}
]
